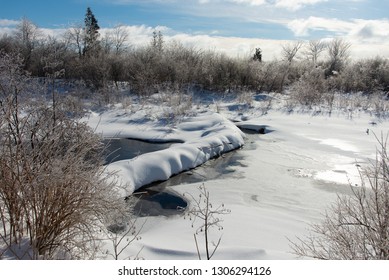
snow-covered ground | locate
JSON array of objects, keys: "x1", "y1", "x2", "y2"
[{"x1": 84, "y1": 92, "x2": 388, "y2": 260}]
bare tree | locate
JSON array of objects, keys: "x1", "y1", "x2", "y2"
[
  {"x1": 304, "y1": 39, "x2": 327, "y2": 66},
  {"x1": 290, "y1": 134, "x2": 389, "y2": 260},
  {"x1": 326, "y1": 38, "x2": 351, "y2": 77},
  {"x1": 64, "y1": 23, "x2": 84, "y2": 58},
  {"x1": 279, "y1": 41, "x2": 304, "y2": 91},
  {"x1": 184, "y1": 184, "x2": 230, "y2": 260},
  {"x1": 282, "y1": 41, "x2": 304, "y2": 64},
  {"x1": 106, "y1": 25, "x2": 130, "y2": 55},
  {"x1": 14, "y1": 17, "x2": 41, "y2": 69}
]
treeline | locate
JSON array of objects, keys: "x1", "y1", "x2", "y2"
[{"x1": 1, "y1": 9, "x2": 389, "y2": 101}]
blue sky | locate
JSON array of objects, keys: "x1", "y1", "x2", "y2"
[{"x1": 1, "y1": 0, "x2": 389, "y2": 58}]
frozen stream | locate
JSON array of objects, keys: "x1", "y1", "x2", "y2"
[
  {"x1": 85, "y1": 95, "x2": 388, "y2": 259},
  {"x1": 103, "y1": 131, "x2": 259, "y2": 217}
]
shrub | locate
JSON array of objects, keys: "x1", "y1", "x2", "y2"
[
  {"x1": 289, "y1": 67, "x2": 326, "y2": 107},
  {"x1": 0, "y1": 52, "x2": 124, "y2": 259}
]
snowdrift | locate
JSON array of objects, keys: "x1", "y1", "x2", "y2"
[{"x1": 87, "y1": 111, "x2": 245, "y2": 195}]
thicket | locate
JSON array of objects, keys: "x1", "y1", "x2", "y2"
[
  {"x1": 0, "y1": 52, "x2": 127, "y2": 259},
  {"x1": 1, "y1": 15, "x2": 388, "y2": 101}
]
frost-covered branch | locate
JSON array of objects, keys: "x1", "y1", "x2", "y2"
[{"x1": 184, "y1": 184, "x2": 230, "y2": 260}]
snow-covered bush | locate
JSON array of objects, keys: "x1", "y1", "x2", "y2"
[
  {"x1": 237, "y1": 91, "x2": 254, "y2": 107},
  {"x1": 159, "y1": 91, "x2": 195, "y2": 124},
  {"x1": 324, "y1": 38, "x2": 351, "y2": 78},
  {"x1": 289, "y1": 67, "x2": 326, "y2": 107},
  {"x1": 255, "y1": 60, "x2": 282, "y2": 92},
  {"x1": 0, "y1": 53, "x2": 125, "y2": 259},
  {"x1": 337, "y1": 58, "x2": 389, "y2": 93}
]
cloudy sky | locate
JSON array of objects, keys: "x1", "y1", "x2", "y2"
[{"x1": 1, "y1": 0, "x2": 389, "y2": 59}]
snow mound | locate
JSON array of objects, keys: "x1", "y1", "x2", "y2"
[{"x1": 99, "y1": 113, "x2": 245, "y2": 195}]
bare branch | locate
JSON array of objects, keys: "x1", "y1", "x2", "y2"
[{"x1": 185, "y1": 184, "x2": 230, "y2": 260}]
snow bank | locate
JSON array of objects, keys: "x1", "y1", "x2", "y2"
[{"x1": 85, "y1": 111, "x2": 245, "y2": 194}]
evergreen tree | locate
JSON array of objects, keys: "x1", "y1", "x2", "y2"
[
  {"x1": 253, "y1": 47, "x2": 262, "y2": 62},
  {"x1": 83, "y1": 7, "x2": 100, "y2": 56}
]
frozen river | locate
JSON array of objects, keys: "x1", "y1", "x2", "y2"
[{"x1": 104, "y1": 131, "x2": 259, "y2": 217}]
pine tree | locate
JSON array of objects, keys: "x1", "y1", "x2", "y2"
[
  {"x1": 83, "y1": 7, "x2": 100, "y2": 56},
  {"x1": 253, "y1": 47, "x2": 262, "y2": 62}
]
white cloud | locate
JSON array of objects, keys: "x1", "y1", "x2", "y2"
[
  {"x1": 197, "y1": 0, "x2": 266, "y2": 5},
  {"x1": 0, "y1": 19, "x2": 19, "y2": 27},
  {"x1": 284, "y1": 16, "x2": 389, "y2": 58},
  {"x1": 287, "y1": 16, "x2": 389, "y2": 43},
  {"x1": 275, "y1": 0, "x2": 328, "y2": 11},
  {"x1": 0, "y1": 19, "x2": 18, "y2": 37},
  {"x1": 229, "y1": 0, "x2": 266, "y2": 5},
  {"x1": 351, "y1": 19, "x2": 389, "y2": 41},
  {"x1": 39, "y1": 28, "x2": 67, "y2": 38},
  {"x1": 287, "y1": 16, "x2": 354, "y2": 36},
  {"x1": 0, "y1": 27, "x2": 15, "y2": 37}
]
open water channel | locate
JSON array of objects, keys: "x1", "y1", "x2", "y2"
[{"x1": 103, "y1": 130, "x2": 260, "y2": 217}]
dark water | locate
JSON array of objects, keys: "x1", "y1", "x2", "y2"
[
  {"x1": 132, "y1": 190, "x2": 188, "y2": 217},
  {"x1": 104, "y1": 131, "x2": 260, "y2": 217},
  {"x1": 103, "y1": 138, "x2": 177, "y2": 164}
]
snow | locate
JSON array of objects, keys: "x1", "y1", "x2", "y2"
[
  {"x1": 316, "y1": 138, "x2": 360, "y2": 153},
  {"x1": 85, "y1": 93, "x2": 389, "y2": 260},
  {"x1": 85, "y1": 111, "x2": 244, "y2": 194}
]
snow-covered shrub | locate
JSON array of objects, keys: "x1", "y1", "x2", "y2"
[
  {"x1": 0, "y1": 53, "x2": 125, "y2": 259},
  {"x1": 325, "y1": 38, "x2": 351, "y2": 78},
  {"x1": 237, "y1": 91, "x2": 254, "y2": 107},
  {"x1": 338, "y1": 57, "x2": 389, "y2": 93},
  {"x1": 255, "y1": 61, "x2": 282, "y2": 92},
  {"x1": 161, "y1": 42, "x2": 203, "y2": 91},
  {"x1": 126, "y1": 46, "x2": 160, "y2": 95},
  {"x1": 371, "y1": 92, "x2": 389, "y2": 118},
  {"x1": 160, "y1": 91, "x2": 195, "y2": 123},
  {"x1": 289, "y1": 67, "x2": 326, "y2": 107},
  {"x1": 201, "y1": 53, "x2": 242, "y2": 92},
  {"x1": 120, "y1": 96, "x2": 133, "y2": 110}
]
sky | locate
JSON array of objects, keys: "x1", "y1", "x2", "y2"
[{"x1": 1, "y1": 0, "x2": 389, "y2": 59}]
